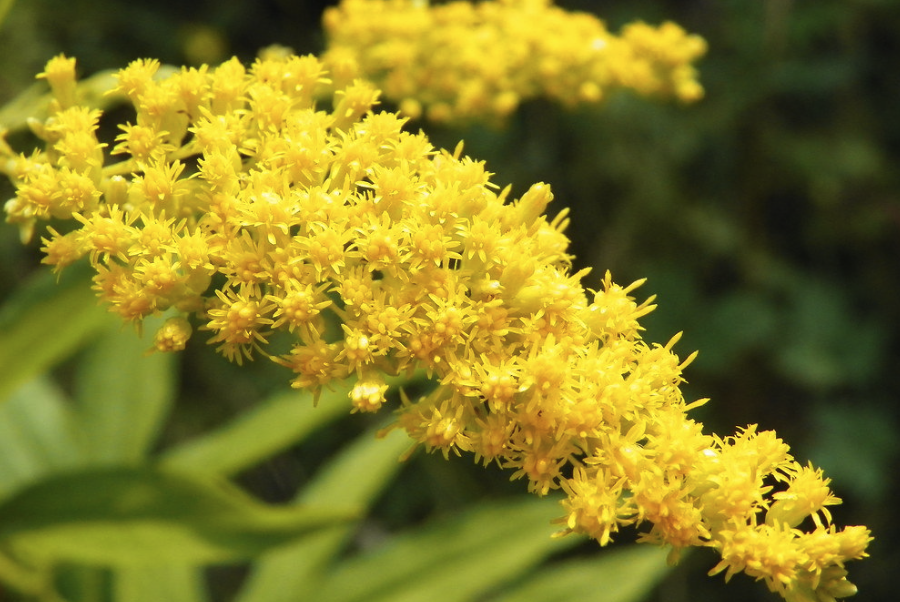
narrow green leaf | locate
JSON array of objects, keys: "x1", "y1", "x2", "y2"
[
  {"x1": 0, "y1": 263, "x2": 109, "y2": 403},
  {"x1": 237, "y1": 426, "x2": 414, "y2": 602},
  {"x1": 160, "y1": 383, "x2": 353, "y2": 476},
  {"x1": 300, "y1": 425, "x2": 412, "y2": 506},
  {"x1": 313, "y1": 496, "x2": 579, "y2": 602},
  {"x1": 492, "y1": 545, "x2": 673, "y2": 602},
  {"x1": 74, "y1": 314, "x2": 175, "y2": 464},
  {"x1": 160, "y1": 371, "x2": 429, "y2": 477},
  {"x1": 0, "y1": 376, "x2": 87, "y2": 496},
  {"x1": 114, "y1": 564, "x2": 208, "y2": 602},
  {"x1": 0, "y1": 467, "x2": 356, "y2": 566}
]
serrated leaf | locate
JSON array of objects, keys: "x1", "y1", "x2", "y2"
[
  {"x1": 492, "y1": 544, "x2": 673, "y2": 602},
  {"x1": 0, "y1": 264, "x2": 109, "y2": 403},
  {"x1": 0, "y1": 467, "x2": 356, "y2": 566}
]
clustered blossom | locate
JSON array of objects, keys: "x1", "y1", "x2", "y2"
[
  {"x1": 322, "y1": 0, "x2": 707, "y2": 123},
  {"x1": 1, "y1": 16, "x2": 869, "y2": 602}
]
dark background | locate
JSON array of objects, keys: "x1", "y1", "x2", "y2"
[{"x1": 0, "y1": 1, "x2": 897, "y2": 601}]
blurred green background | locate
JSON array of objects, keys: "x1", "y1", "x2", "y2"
[{"x1": 0, "y1": 0, "x2": 897, "y2": 601}]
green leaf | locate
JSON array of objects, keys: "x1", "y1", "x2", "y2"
[
  {"x1": 313, "y1": 496, "x2": 579, "y2": 602},
  {"x1": 0, "y1": 467, "x2": 356, "y2": 566},
  {"x1": 160, "y1": 372, "x2": 428, "y2": 477},
  {"x1": 237, "y1": 426, "x2": 415, "y2": 602},
  {"x1": 74, "y1": 314, "x2": 176, "y2": 464},
  {"x1": 0, "y1": 376, "x2": 87, "y2": 496},
  {"x1": 159, "y1": 383, "x2": 353, "y2": 477},
  {"x1": 492, "y1": 544, "x2": 673, "y2": 602},
  {"x1": 300, "y1": 425, "x2": 412, "y2": 506},
  {"x1": 114, "y1": 564, "x2": 208, "y2": 602},
  {"x1": 0, "y1": 263, "x2": 109, "y2": 403}
]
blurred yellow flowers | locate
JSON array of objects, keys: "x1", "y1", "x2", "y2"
[{"x1": 323, "y1": 0, "x2": 707, "y2": 123}]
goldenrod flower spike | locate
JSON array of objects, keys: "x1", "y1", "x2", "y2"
[
  {"x1": 322, "y1": 0, "x2": 707, "y2": 124},
  {"x1": 1, "y1": 51, "x2": 870, "y2": 602}
]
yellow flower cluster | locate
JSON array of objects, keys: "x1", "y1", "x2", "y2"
[
  {"x1": 322, "y1": 0, "x2": 707, "y2": 123},
  {"x1": 1, "y1": 50, "x2": 869, "y2": 602}
]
